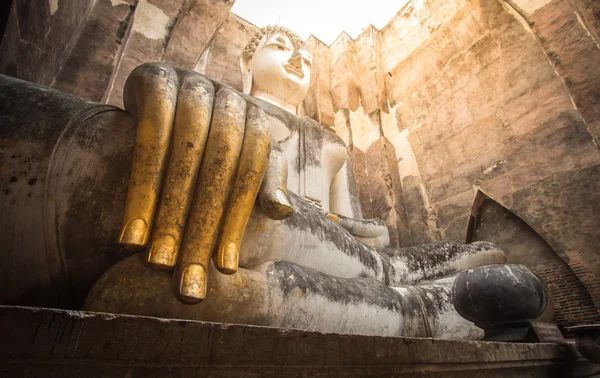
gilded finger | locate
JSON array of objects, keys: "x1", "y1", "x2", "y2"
[
  {"x1": 146, "y1": 75, "x2": 215, "y2": 269},
  {"x1": 119, "y1": 63, "x2": 179, "y2": 251},
  {"x1": 174, "y1": 87, "x2": 246, "y2": 303},
  {"x1": 215, "y1": 105, "x2": 271, "y2": 275}
]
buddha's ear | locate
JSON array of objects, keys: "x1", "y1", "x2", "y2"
[{"x1": 240, "y1": 52, "x2": 252, "y2": 94}]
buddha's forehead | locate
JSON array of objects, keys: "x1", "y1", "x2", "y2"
[
  {"x1": 263, "y1": 31, "x2": 294, "y2": 46},
  {"x1": 260, "y1": 31, "x2": 312, "y2": 58}
]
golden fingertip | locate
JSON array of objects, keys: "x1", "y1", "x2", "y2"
[
  {"x1": 217, "y1": 242, "x2": 239, "y2": 275},
  {"x1": 178, "y1": 263, "x2": 207, "y2": 304},
  {"x1": 147, "y1": 235, "x2": 177, "y2": 270},
  {"x1": 119, "y1": 218, "x2": 148, "y2": 251}
]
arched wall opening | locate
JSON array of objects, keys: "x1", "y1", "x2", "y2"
[{"x1": 467, "y1": 190, "x2": 600, "y2": 332}]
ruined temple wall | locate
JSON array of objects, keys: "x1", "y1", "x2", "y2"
[
  {"x1": 506, "y1": 0, "x2": 600, "y2": 310},
  {"x1": 199, "y1": 13, "x2": 258, "y2": 91},
  {"x1": 0, "y1": 0, "x2": 96, "y2": 88},
  {"x1": 303, "y1": 36, "x2": 335, "y2": 126},
  {"x1": 0, "y1": 0, "x2": 246, "y2": 107},
  {"x1": 526, "y1": 0, "x2": 600, "y2": 145}
]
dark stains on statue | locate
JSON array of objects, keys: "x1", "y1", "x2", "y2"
[
  {"x1": 381, "y1": 241, "x2": 499, "y2": 285},
  {"x1": 285, "y1": 191, "x2": 383, "y2": 276},
  {"x1": 267, "y1": 260, "x2": 404, "y2": 312},
  {"x1": 412, "y1": 281, "x2": 454, "y2": 315},
  {"x1": 60, "y1": 107, "x2": 136, "y2": 307},
  {"x1": 385, "y1": 241, "x2": 460, "y2": 271}
]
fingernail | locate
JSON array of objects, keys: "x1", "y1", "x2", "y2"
[
  {"x1": 327, "y1": 213, "x2": 339, "y2": 223},
  {"x1": 274, "y1": 188, "x2": 291, "y2": 207},
  {"x1": 217, "y1": 242, "x2": 239, "y2": 275},
  {"x1": 147, "y1": 235, "x2": 177, "y2": 270},
  {"x1": 179, "y1": 263, "x2": 207, "y2": 304},
  {"x1": 119, "y1": 218, "x2": 148, "y2": 250},
  {"x1": 272, "y1": 188, "x2": 293, "y2": 219}
]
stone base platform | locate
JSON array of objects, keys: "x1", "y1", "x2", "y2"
[{"x1": 0, "y1": 306, "x2": 570, "y2": 377}]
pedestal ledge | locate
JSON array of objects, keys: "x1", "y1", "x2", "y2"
[{"x1": 0, "y1": 306, "x2": 569, "y2": 377}]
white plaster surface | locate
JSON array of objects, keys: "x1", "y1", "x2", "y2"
[
  {"x1": 510, "y1": 0, "x2": 553, "y2": 16},
  {"x1": 110, "y1": 0, "x2": 130, "y2": 7},
  {"x1": 48, "y1": 0, "x2": 58, "y2": 15},
  {"x1": 240, "y1": 209, "x2": 388, "y2": 282},
  {"x1": 132, "y1": 1, "x2": 171, "y2": 40},
  {"x1": 334, "y1": 110, "x2": 351, "y2": 146}
]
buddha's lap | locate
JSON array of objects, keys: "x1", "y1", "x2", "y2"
[
  {"x1": 238, "y1": 194, "x2": 387, "y2": 282},
  {"x1": 85, "y1": 251, "x2": 473, "y2": 339}
]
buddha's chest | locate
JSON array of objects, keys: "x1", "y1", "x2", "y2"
[{"x1": 278, "y1": 122, "x2": 347, "y2": 211}]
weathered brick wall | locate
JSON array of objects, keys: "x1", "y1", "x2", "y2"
[
  {"x1": 314, "y1": 0, "x2": 600, "y2": 320},
  {"x1": 534, "y1": 263, "x2": 600, "y2": 332}
]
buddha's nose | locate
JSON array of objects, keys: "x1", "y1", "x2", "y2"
[{"x1": 288, "y1": 50, "x2": 302, "y2": 70}]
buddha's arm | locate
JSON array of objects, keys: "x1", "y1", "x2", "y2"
[
  {"x1": 328, "y1": 154, "x2": 390, "y2": 247},
  {"x1": 328, "y1": 155, "x2": 360, "y2": 218}
]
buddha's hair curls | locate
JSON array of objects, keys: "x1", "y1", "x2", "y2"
[{"x1": 243, "y1": 25, "x2": 306, "y2": 58}]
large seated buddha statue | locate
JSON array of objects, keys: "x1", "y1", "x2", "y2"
[{"x1": 0, "y1": 26, "x2": 548, "y2": 340}]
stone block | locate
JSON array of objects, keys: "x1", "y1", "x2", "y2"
[
  {"x1": 51, "y1": 0, "x2": 136, "y2": 102},
  {"x1": 329, "y1": 32, "x2": 360, "y2": 112},
  {"x1": 304, "y1": 35, "x2": 335, "y2": 126},
  {"x1": 0, "y1": 0, "x2": 95, "y2": 86},
  {"x1": 163, "y1": 0, "x2": 234, "y2": 69},
  {"x1": 433, "y1": 189, "x2": 473, "y2": 242},
  {"x1": 354, "y1": 25, "x2": 387, "y2": 115},
  {"x1": 366, "y1": 137, "x2": 411, "y2": 247},
  {"x1": 350, "y1": 147, "x2": 372, "y2": 218},
  {"x1": 201, "y1": 13, "x2": 258, "y2": 91},
  {"x1": 0, "y1": 306, "x2": 570, "y2": 377},
  {"x1": 105, "y1": 0, "x2": 189, "y2": 107}
]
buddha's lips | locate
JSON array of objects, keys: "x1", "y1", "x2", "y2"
[{"x1": 284, "y1": 64, "x2": 304, "y2": 79}]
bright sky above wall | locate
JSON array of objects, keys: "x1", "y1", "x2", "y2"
[{"x1": 231, "y1": 0, "x2": 409, "y2": 46}]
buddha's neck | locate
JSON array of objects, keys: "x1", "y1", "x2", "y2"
[{"x1": 251, "y1": 89, "x2": 297, "y2": 115}]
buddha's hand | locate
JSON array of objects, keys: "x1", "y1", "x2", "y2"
[
  {"x1": 327, "y1": 213, "x2": 391, "y2": 248},
  {"x1": 118, "y1": 63, "x2": 293, "y2": 303}
]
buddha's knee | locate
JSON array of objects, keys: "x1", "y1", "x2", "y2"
[
  {"x1": 253, "y1": 260, "x2": 483, "y2": 339},
  {"x1": 84, "y1": 253, "x2": 272, "y2": 325},
  {"x1": 384, "y1": 241, "x2": 507, "y2": 286}
]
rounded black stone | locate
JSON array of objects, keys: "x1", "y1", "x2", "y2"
[{"x1": 452, "y1": 264, "x2": 548, "y2": 327}]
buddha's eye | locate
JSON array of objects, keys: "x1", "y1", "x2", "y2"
[
  {"x1": 277, "y1": 45, "x2": 286, "y2": 51},
  {"x1": 303, "y1": 58, "x2": 312, "y2": 67}
]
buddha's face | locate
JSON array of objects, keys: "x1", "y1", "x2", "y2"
[{"x1": 243, "y1": 31, "x2": 312, "y2": 113}]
